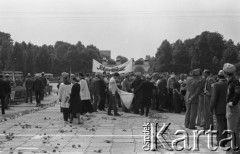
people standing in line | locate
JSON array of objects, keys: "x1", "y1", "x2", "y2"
[
  {"x1": 79, "y1": 73, "x2": 93, "y2": 114},
  {"x1": 40, "y1": 72, "x2": 47, "y2": 100},
  {"x1": 69, "y1": 77, "x2": 82, "y2": 124},
  {"x1": 33, "y1": 75, "x2": 44, "y2": 107},
  {"x1": 58, "y1": 73, "x2": 72, "y2": 123},
  {"x1": 172, "y1": 76, "x2": 182, "y2": 113},
  {"x1": 98, "y1": 74, "x2": 107, "y2": 111},
  {"x1": 150, "y1": 74, "x2": 158, "y2": 110},
  {"x1": 157, "y1": 74, "x2": 168, "y2": 112},
  {"x1": 135, "y1": 74, "x2": 154, "y2": 117},
  {"x1": 179, "y1": 74, "x2": 187, "y2": 112},
  {"x1": 203, "y1": 69, "x2": 215, "y2": 130},
  {"x1": 167, "y1": 74, "x2": 174, "y2": 112},
  {"x1": 210, "y1": 70, "x2": 228, "y2": 147},
  {"x1": 25, "y1": 73, "x2": 33, "y2": 103},
  {"x1": 184, "y1": 69, "x2": 202, "y2": 129},
  {"x1": 0, "y1": 75, "x2": 9, "y2": 115},
  {"x1": 223, "y1": 63, "x2": 240, "y2": 154},
  {"x1": 91, "y1": 73, "x2": 101, "y2": 112},
  {"x1": 131, "y1": 72, "x2": 143, "y2": 114},
  {"x1": 108, "y1": 72, "x2": 121, "y2": 116},
  {"x1": 196, "y1": 72, "x2": 206, "y2": 127}
]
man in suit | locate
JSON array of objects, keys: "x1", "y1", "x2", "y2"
[
  {"x1": 210, "y1": 70, "x2": 228, "y2": 146},
  {"x1": 0, "y1": 74, "x2": 9, "y2": 115},
  {"x1": 33, "y1": 75, "x2": 44, "y2": 106},
  {"x1": 184, "y1": 69, "x2": 202, "y2": 129},
  {"x1": 25, "y1": 73, "x2": 33, "y2": 103},
  {"x1": 203, "y1": 69, "x2": 215, "y2": 130}
]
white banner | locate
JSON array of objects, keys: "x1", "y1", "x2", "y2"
[
  {"x1": 92, "y1": 59, "x2": 133, "y2": 73},
  {"x1": 118, "y1": 90, "x2": 134, "y2": 110}
]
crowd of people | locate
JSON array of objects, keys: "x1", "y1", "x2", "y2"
[
  {"x1": 0, "y1": 72, "x2": 50, "y2": 115},
  {"x1": 56, "y1": 70, "x2": 189, "y2": 124},
  {"x1": 184, "y1": 63, "x2": 240, "y2": 152}
]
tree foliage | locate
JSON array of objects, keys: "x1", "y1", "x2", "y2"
[
  {"x1": 151, "y1": 31, "x2": 240, "y2": 74},
  {"x1": 0, "y1": 31, "x2": 102, "y2": 76}
]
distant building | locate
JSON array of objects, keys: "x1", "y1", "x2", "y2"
[{"x1": 100, "y1": 50, "x2": 111, "y2": 59}]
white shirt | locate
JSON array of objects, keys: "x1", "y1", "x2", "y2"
[
  {"x1": 79, "y1": 79, "x2": 91, "y2": 100},
  {"x1": 109, "y1": 77, "x2": 118, "y2": 95},
  {"x1": 58, "y1": 83, "x2": 72, "y2": 108}
]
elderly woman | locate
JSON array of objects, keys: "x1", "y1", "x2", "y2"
[{"x1": 58, "y1": 73, "x2": 72, "y2": 123}]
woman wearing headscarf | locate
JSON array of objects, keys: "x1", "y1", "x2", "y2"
[{"x1": 69, "y1": 77, "x2": 82, "y2": 124}]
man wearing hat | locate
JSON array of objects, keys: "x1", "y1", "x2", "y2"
[
  {"x1": 223, "y1": 63, "x2": 240, "y2": 153},
  {"x1": 184, "y1": 69, "x2": 202, "y2": 129},
  {"x1": 210, "y1": 70, "x2": 228, "y2": 146},
  {"x1": 25, "y1": 73, "x2": 33, "y2": 103}
]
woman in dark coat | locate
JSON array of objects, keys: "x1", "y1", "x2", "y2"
[{"x1": 69, "y1": 77, "x2": 83, "y2": 124}]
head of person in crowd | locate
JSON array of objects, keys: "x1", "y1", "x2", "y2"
[
  {"x1": 0, "y1": 74, "x2": 3, "y2": 80},
  {"x1": 171, "y1": 75, "x2": 177, "y2": 83},
  {"x1": 223, "y1": 63, "x2": 236, "y2": 80},
  {"x1": 217, "y1": 70, "x2": 225, "y2": 80},
  {"x1": 62, "y1": 72, "x2": 69, "y2": 84},
  {"x1": 145, "y1": 74, "x2": 151, "y2": 81},
  {"x1": 135, "y1": 72, "x2": 141, "y2": 79},
  {"x1": 27, "y1": 73, "x2": 31, "y2": 78},
  {"x1": 192, "y1": 68, "x2": 201, "y2": 78},
  {"x1": 41, "y1": 72, "x2": 45, "y2": 77},
  {"x1": 113, "y1": 72, "x2": 120, "y2": 80},
  {"x1": 79, "y1": 72, "x2": 84, "y2": 79},
  {"x1": 71, "y1": 77, "x2": 78, "y2": 84},
  {"x1": 6, "y1": 74, "x2": 9, "y2": 78},
  {"x1": 203, "y1": 69, "x2": 211, "y2": 78},
  {"x1": 180, "y1": 74, "x2": 185, "y2": 81}
]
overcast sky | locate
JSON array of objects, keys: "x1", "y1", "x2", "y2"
[{"x1": 0, "y1": 0, "x2": 240, "y2": 60}]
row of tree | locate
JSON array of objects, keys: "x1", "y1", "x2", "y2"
[
  {"x1": 0, "y1": 31, "x2": 105, "y2": 76},
  {"x1": 149, "y1": 31, "x2": 240, "y2": 74},
  {"x1": 1, "y1": 31, "x2": 239, "y2": 76}
]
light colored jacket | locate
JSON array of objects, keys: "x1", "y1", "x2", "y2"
[
  {"x1": 58, "y1": 83, "x2": 72, "y2": 108},
  {"x1": 79, "y1": 79, "x2": 91, "y2": 100}
]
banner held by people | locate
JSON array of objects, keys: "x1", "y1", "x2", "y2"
[
  {"x1": 92, "y1": 59, "x2": 133, "y2": 73},
  {"x1": 118, "y1": 90, "x2": 134, "y2": 110}
]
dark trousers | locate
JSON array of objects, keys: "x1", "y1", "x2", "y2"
[
  {"x1": 0, "y1": 96, "x2": 5, "y2": 115},
  {"x1": 155, "y1": 94, "x2": 160, "y2": 110},
  {"x1": 134, "y1": 93, "x2": 141, "y2": 114},
  {"x1": 62, "y1": 108, "x2": 69, "y2": 121},
  {"x1": 93, "y1": 94, "x2": 100, "y2": 112},
  {"x1": 159, "y1": 92, "x2": 167, "y2": 110},
  {"x1": 25, "y1": 89, "x2": 32, "y2": 103},
  {"x1": 108, "y1": 93, "x2": 118, "y2": 115},
  {"x1": 167, "y1": 90, "x2": 173, "y2": 111},
  {"x1": 185, "y1": 103, "x2": 198, "y2": 128},
  {"x1": 98, "y1": 95, "x2": 106, "y2": 110},
  {"x1": 141, "y1": 98, "x2": 151, "y2": 116},
  {"x1": 215, "y1": 114, "x2": 227, "y2": 145},
  {"x1": 35, "y1": 90, "x2": 41, "y2": 104}
]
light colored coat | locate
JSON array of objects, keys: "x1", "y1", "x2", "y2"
[
  {"x1": 58, "y1": 83, "x2": 72, "y2": 108},
  {"x1": 79, "y1": 79, "x2": 91, "y2": 100}
]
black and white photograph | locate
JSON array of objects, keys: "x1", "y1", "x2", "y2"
[{"x1": 0, "y1": 0, "x2": 240, "y2": 153}]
